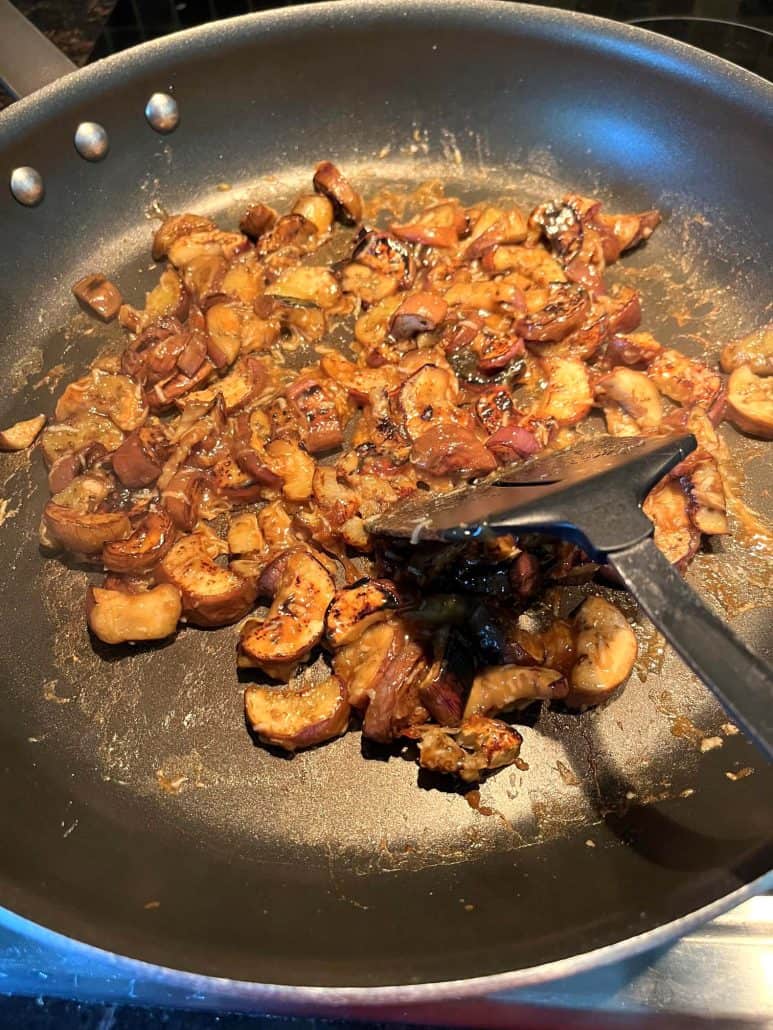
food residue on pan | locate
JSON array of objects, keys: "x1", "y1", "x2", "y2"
[
  {"x1": 725, "y1": 766, "x2": 754, "y2": 781},
  {"x1": 12, "y1": 160, "x2": 770, "y2": 796}
]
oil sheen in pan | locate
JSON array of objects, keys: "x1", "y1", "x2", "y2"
[{"x1": 5, "y1": 165, "x2": 772, "y2": 873}]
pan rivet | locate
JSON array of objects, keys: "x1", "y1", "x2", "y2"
[
  {"x1": 145, "y1": 93, "x2": 179, "y2": 134},
  {"x1": 74, "y1": 122, "x2": 110, "y2": 161},
  {"x1": 10, "y1": 166, "x2": 44, "y2": 207}
]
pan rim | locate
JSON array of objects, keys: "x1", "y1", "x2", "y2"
[
  {"x1": 0, "y1": 0, "x2": 771, "y2": 142},
  {"x1": 0, "y1": 0, "x2": 770, "y2": 1002},
  {"x1": 1, "y1": 873, "x2": 770, "y2": 1003}
]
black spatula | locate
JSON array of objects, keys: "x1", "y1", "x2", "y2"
[{"x1": 372, "y1": 433, "x2": 773, "y2": 760}]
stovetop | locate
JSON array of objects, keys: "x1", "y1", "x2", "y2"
[{"x1": 90, "y1": 0, "x2": 773, "y2": 79}]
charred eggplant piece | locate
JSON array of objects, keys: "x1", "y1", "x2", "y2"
[
  {"x1": 238, "y1": 550, "x2": 335, "y2": 677},
  {"x1": 325, "y1": 579, "x2": 401, "y2": 648}
]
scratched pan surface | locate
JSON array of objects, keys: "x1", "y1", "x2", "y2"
[{"x1": 0, "y1": 0, "x2": 771, "y2": 1000}]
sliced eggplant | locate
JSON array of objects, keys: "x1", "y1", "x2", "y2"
[
  {"x1": 87, "y1": 583, "x2": 182, "y2": 645},
  {"x1": 417, "y1": 716, "x2": 523, "y2": 783},
  {"x1": 158, "y1": 532, "x2": 257, "y2": 627},
  {"x1": 238, "y1": 550, "x2": 335, "y2": 676},
  {"x1": 464, "y1": 665, "x2": 568, "y2": 719},
  {"x1": 565, "y1": 596, "x2": 637, "y2": 708},
  {"x1": 726, "y1": 364, "x2": 773, "y2": 439},
  {"x1": 325, "y1": 579, "x2": 401, "y2": 648},
  {"x1": 245, "y1": 675, "x2": 350, "y2": 751},
  {"x1": 55, "y1": 370, "x2": 147, "y2": 432}
]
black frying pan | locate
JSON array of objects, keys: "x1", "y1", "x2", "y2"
[{"x1": 0, "y1": 0, "x2": 770, "y2": 1008}]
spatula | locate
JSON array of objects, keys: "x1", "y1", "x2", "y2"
[{"x1": 372, "y1": 432, "x2": 773, "y2": 760}]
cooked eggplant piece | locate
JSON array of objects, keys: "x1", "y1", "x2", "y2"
[
  {"x1": 47, "y1": 442, "x2": 108, "y2": 494},
  {"x1": 55, "y1": 370, "x2": 147, "y2": 432},
  {"x1": 643, "y1": 479, "x2": 700, "y2": 569},
  {"x1": 44, "y1": 501, "x2": 131, "y2": 555},
  {"x1": 465, "y1": 206, "x2": 528, "y2": 261},
  {"x1": 166, "y1": 228, "x2": 249, "y2": 270},
  {"x1": 417, "y1": 716, "x2": 523, "y2": 783},
  {"x1": 443, "y1": 279, "x2": 524, "y2": 314},
  {"x1": 181, "y1": 356, "x2": 271, "y2": 415},
  {"x1": 565, "y1": 596, "x2": 637, "y2": 708},
  {"x1": 158, "y1": 532, "x2": 257, "y2": 627},
  {"x1": 726, "y1": 364, "x2": 773, "y2": 439},
  {"x1": 238, "y1": 202, "x2": 277, "y2": 240},
  {"x1": 647, "y1": 348, "x2": 723, "y2": 415},
  {"x1": 595, "y1": 367, "x2": 663, "y2": 435},
  {"x1": 122, "y1": 267, "x2": 189, "y2": 332},
  {"x1": 266, "y1": 267, "x2": 341, "y2": 310},
  {"x1": 40, "y1": 413, "x2": 124, "y2": 468},
  {"x1": 292, "y1": 193, "x2": 335, "y2": 235},
  {"x1": 161, "y1": 468, "x2": 207, "y2": 531},
  {"x1": 227, "y1": 511, "x2": 265, "y2": 555},
  {"x1": 520, "y1": 282, "x2": 589, "y2": 343},
  {"x1": 102, "y1": 510, "x2": 175, "y2": 573},
  {"x1": 485, "y1": 424, "x2": 541, "y2": 464},
  {"x1": 389, "y1": 293, "x2": 448, "y2": 340},
  {"x1": 411, "y1": 424, "x2": 497, "y2": 478},
  {"x1": 87, "y1": 583, "x2": 182, "y2": 645},
  {"x1": 721, "y1": 324, "x2": 773, "y2": 376},
  {"x1": 361, "y1": 630, "x2": 429, "y2": 743},
  {"x1": 351, "y1": 228, "x2": 415, "y2": 287},
  {"x1": 152, "y1": 213, "x2": 217, "y2": 261},
  {"x1": 238, "y1": 550, "x2": 335, "y2": 676},
  {"x1": 112, "y1": 425, "x2": 170, "y2": 488},
  {"x1": 325, "y1": 579, "x2": 401, "y2": 648},
  {"x1": 312, "y1": 466, "x2": 358, "y2": 526},
  {"x1": 391, "y1": 201, "x2": 465, "y2": 249},
  {"x1": 676, "y1": 451, "x2": 728, "y2": 535},
  {"x1": 264, "y1": 439, "x2": 315, "y2": 502},
  {"x1": 285, "y1": 377, "x2": 344, "y2": 454},
  {"x1": 332, "y1": 621, "x2": 397, "y2": 709},
  {"x1": 464, "y1": 665, "x2": 567, "y2": 718},
  {"x1": 418, "y1": 627, "x2": 474, "y2": 726},
  {"x1": 340, "y1": 261, "x2": 400, "y2": 306},
  {"x1": 598, "y1": 209, "x2": 661, "y2": 256},
  {"x1": 0, "y1": 413, "x2": 45, "y2": 452},
  {"x1": 245, "y1": 675, "x2": 350, "y2": 751},
  {"x1": 397, "y1": 364, "x2": 458, "y2": 440},
  {"x1": 205, "y1": 302, "x2": 243, "y2": 369},
  {"x1": 72, "y1": 273, "x2": 123, "y2": 322},
  {"x1": 536, "y1": 356, "x2": 592, "y2": 425},
  {"x1": 312, "y1": 161, "x2": 363, "y2": 225}
]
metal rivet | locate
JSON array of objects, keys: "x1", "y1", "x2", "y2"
[
  {"x1": 74, "y1": 121, "x2": 109, "y2": 161},
  {"x1": 145, "y1": 92, "x2": 179, "y2": 134},
  {"x1": 10, "y1": 166, "x2": 44, "y2": 206}
]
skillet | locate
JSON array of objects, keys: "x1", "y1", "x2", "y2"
[{"x1": 0, "y1": 0, "x2": 770, "y2": 1004}]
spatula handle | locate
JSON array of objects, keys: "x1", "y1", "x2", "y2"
[{"x1": 609, "y1": 536, "x2": 773, "y2": 761}]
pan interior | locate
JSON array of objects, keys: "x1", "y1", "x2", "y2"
[{"x1": 0, "y1": 2, "x2": 770, "y2": 989}]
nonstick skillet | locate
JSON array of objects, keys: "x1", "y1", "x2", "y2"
[{"x1": 0, "y1": 0, "x2": 770, "y2": 1006}]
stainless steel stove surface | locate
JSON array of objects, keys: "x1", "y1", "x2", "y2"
[{"x1": 1, "y1": 1, "x2": 771, "y2": 1026}]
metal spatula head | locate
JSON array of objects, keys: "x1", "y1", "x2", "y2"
[
  {"x1": 372, "y1": 431, "x2": 773, "y2": 761},
  {"x1": 372, "y1": 432, "x2": 695, "y2": 560}
]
